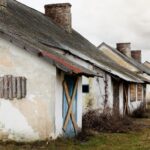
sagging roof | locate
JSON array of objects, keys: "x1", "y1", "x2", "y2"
[
  {"x1": 99, "y1": 50, "x2": 150, "y2": 83},
  {"x1": 0, "y1": 0, "x2": 98, "y2": 77},
  {"x1": 144, "y1": 61, "x2": 150, "y2": 69},
  {"x1": 0, "y1": 0, "x2": 146, "y2": 82},
  {"x1": 99, "y1": 42, "x2": 150, "y2": 75}
]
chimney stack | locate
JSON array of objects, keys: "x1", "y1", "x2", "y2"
[
  {"x1": 44, "y1": 3, "x2": 72, "y2": 33},
  {"x1": 0, "y1": 0, "x2": 7, "y2": 10},
  {"x1": 116, "y1": 43, "x2": 131, "y2": 57},
  {"x1": 131, "y1": 50, "x2": 141, "y2": 63}
]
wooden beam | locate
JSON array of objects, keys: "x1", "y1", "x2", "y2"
[
  {"x1": 12, "y1": 77, "x2": 17, "y2": 98},
  {"x1": 123, "y1": 84, "x2": 130, "y2": 116},
  {"x1": 0, "y1": 77, "x2": 4, "y2": 98},
  {"x1": 8, "y1": 75, "x2": 13, "y2": 100},
  {"x1": 16, "y1": 77, "x2": 22, "y2": 99},
  {"x1": 4, "y1": 75, "x2": 8, "y2": 99},
  {"x1": 21, "y1": 77, "x2": 26, "y2": 98}
]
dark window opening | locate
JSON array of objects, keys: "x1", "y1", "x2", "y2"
[{"x1": 82, "y1": 84, "x2": 89, "y2": 93}]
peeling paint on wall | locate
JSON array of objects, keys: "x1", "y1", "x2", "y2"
[
  {"x1": 0, "y1": 37, "x2": 57, "y2": 141},
  {"x1": 12, "y1": 98, "x2": 53, "y2": 140},
  {"x1": 0, "y1": 100, "x2": 39, "y2": 142},
  {"x1": 146, "y1": 85, "x2": 150, "y2": 102},
  {"x1": 83, "y1": 73, "x2": 113, "y2": 113}
]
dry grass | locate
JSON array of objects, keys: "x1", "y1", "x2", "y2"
[
  {"x1": 82, "y1": 109, "x2": 135, "y2": 133},
  {"x1": 0, "y1": 120, "x2": 150, "y2": 150},
  {"x1": 131, "y1": 103, "x2": 149, "y2": 118},
  {"x1": 0, "y1": 111, "x2": 150, "y2": 149}
]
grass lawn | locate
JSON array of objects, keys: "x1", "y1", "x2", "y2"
[{"x1": 0, "y1": 119, "x2": 150, "y2": 150}]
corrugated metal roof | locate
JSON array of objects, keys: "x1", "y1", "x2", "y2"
[{"x1": 41, "y1": 51, "x2": 97, "y2": 76}]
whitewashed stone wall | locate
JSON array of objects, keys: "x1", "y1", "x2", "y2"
[
  {"x1": 0, "y1": 37, "x2": 56, "y2": 142},
  {"x1": 82, "y1": 72, "x2": 113, "y2": 114},
  {"x1": 146, "y1": 85, "x2": 150, "y2": 102}
]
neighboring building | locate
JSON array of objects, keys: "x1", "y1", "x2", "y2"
[
  {"x1": 97, "y1": 42, "x2": 150, "y2": 113},
  {"x1": 0, "y1": 0, "x2": 149, "y2": 142},
  {"x1": 144, "y1": 61, "x2": 150, "y2": 68},
  {"x1": 82, "y1": 56, "x2": 148, "y2": 116},
  {"x1": 143, "y1": 61, "x2": 150, "y2": 102}
]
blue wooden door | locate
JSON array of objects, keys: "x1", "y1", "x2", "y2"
[{"x1": 63, "y1": 75, "x2": 77, "y2": 137}]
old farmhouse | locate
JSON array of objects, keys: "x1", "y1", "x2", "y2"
[
  {"x1": 82, "y1": 43, "x2": 150, "y2": 116},
  {"x1": 95, "y1": 42, "x2": 150, "y2": 114},
  {"x1": 143, "y1": 61, "x2": 150, "y2": 102},
  {"x1": 0, "y1": 0, "x2": 101, "y2": 141},
  {"x1": 0, "y1": 0, "x2": 150, "y2": 142}
]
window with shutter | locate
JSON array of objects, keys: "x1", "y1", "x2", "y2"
[
  {"x1": 0, "y1": 75, "x2": 27, "y2": 100},
  {"x1": 130, "y1": 84, "x2": 136, "y2": 102},
  {"x1": 137, "y1": 84, "x2": 143, "y2": 101}
]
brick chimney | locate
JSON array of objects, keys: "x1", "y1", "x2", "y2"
[
  {"x1": 131, "y1": 50, "x2": 141, "y2": 63},
  {"x1": 0, "y1": 0, "x2": 7, "y2": 10},
  {"x1": 116, "y1": 43, "x2": 131, "y2": 57},
  {"x1": 44, "y1": 3, "x2": 72, "y2": 33}
]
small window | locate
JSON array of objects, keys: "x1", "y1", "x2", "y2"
[
  {"x1": 0, "y1": 75, "x2": 27, "y2": 100},
  {"x1": 137, "y1": 84, "x2": 143, "y2": 101},
  {"x1": 82, "y1": 84, "x2": 89, "y2": 93},
  {"x1": 130, "y1": 84, "x2": 136, "y2": 102}
]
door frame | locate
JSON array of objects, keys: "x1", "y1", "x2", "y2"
[
  {"x1": 62, "y1": 75, "x2": 79, "y2": 136},
  {"x1": 112, "y1": 78, "x2": 120, "y2": 116},
  {"x1": 123, "y1": 82, "x2": 130, "y2": 115}
]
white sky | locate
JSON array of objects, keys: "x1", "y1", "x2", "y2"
[{"x1": 18, "y1": 0, "x2": 150, "y2": 62}]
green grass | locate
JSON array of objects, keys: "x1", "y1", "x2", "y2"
[
  {"x1": 1, "y1": 119, "x2": 150, "y2": 150},
  {"x1": 51, "y1": 129, "x2": 150, "y2": 150}
]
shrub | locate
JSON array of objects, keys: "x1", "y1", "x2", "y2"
[
  {"x1": 131, "y1": 103, "x2": 149, "y2": 118},
  {"x1": 82, "y1": 109, "x2": 133, "y2": 133}
]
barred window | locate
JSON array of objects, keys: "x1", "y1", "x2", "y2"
[
  {"x1": 130, "y1": 84, "x2": 136, "y2": 102},
  {"x1": 0, "y1": 75, "x2": 27, "y2": 100}
]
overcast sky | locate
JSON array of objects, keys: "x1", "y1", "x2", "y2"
[{"x1": 18, "y1": 0, "x2": 150, "y2": 62}]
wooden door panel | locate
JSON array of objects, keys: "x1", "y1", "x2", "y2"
[{"x1": 63, "y1": 75, "x2": 78, "y2": 137}]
